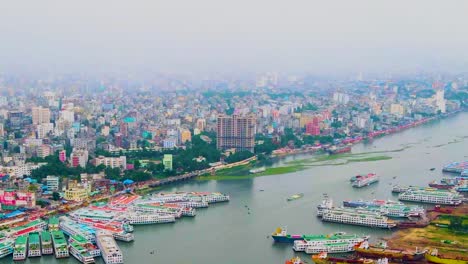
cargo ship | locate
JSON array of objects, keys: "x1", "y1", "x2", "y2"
[
  {"x1": 317, "y1": 194, "x2": 333, "y2": 216},
  {"x1": 320, "y1": 207, "x2": 397, "y2": 229},
  {"x1": 0, "y1": 239, "x2": 14, "y2": 259},
  {"x1": 354, "y1": 241, "x2": 425, "y2": 262},
  {"x1": 287, "y1": 193, "x2": 304, "y2": 201},
  {"x1": 425, "y1": 249, "x2": 468, "y2": 264},
  {"x1": 51, "y1": 230, "x2": 69, "y2": 258},
  {"x1": 13, "y1": 235, "x2": 28, "y2": 261},
  {"x1": 312, "y1": 252, "x2": 389, "y2": 264},
  {"x1": 328, "y1": 145, "x2": 352, "y2": 155},
  {"x1": 40, "y1": 231, "x2": 53, "y2": 255},
  {"x1": 69, "y1": 234, "x2": 101, "y2": 257},
  {"x1": 271, "y1": 227, "x2": 353, "y2": 243},
  {"x1": 398, "y1": 189, "x2": 463, "y2": 205},
  {"x1": 28, "y1": 232, "x2": 41, "y2": 257},
  {"x1": 352, "y1": 173, "x2": 378, "y2": 188},
  {"x1": 96, "y1": 231, "x2": 123, "y2": 264},
  {"x1": 69, "y1": 241, "x2": 95, "y2": 264},
  {"x1": 292, "y1": 233, "x2": 367, "y2": 253}
]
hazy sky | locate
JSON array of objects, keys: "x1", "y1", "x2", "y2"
[{"x1": 1, "y1": 0, "x2": 467, "y2": 75}]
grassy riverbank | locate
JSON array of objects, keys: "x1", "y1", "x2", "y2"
[{"x1": 197, "y1": 165, "x2": 305, "y2": 181}]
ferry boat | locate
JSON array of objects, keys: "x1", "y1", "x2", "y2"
[
  {"x1": 320, "y1": 207, "x2": 397, "y2": 229},
  {"x1": 13, "y1": 235, "x2": 27, "y2": 261},
  {"x1": 48, "y1": 216, "x2": 60, "y2": 231},
  {"x1": 69, "y1": 241, "x2": 95, "y2": 264},
  {"x1": 96, "y1": 231, "x2": 123, "y2": 264},
  {"x1": 40, "y1": 231, "x2": 53, "y2": 255},
  {"x1": 0, "y1": 239, "x2": 14, "y2": 259},
  {"x1": 28, "y1": 232, "x2": 41, "y2": 257},
  {"x1": 125, "y1": 212, "x2": 176, "y2": 225},
  {"x1": 352, "y1": 173, "x2": 379, "y2": 188},
  {"x1": 425, "y1": 249, "x2": 468, "y2": 264},
  {"x1": 292, "y1": 233, "x2": 367, "y2": 252},
  {"x1": 317, "y1": 194, "x2": 333, "y2": 216},
  {"x1": 59, "y1": 218, "x2": 97, "y2": 243},
  {"x1": 190, "y1": 192, "x2": 230, "y2": 203},
  {"x1": 10, "y1": 219, "x2": 47, "y2": 237},
  {"x1": 249, "y1": 167, "x2": 266, "y2": 174},
  {"x1": 132, "y1": 204, "x2": 183, "y2": 218},
  {"x1": 285, "y1": 256, "x2": 303, "y2": 264},
  {"x1": 287, "y1": 193, "x2": 304, "y2": 201},
  {"x1": 69, "y1": 234, "x2": 101, "y2": 257},
  {"x1": 343, "y1": 199, "x2": 424, "y2": 217},
  {"x1": 398, "y1": 189, "x2": 463, "y2": 205},
  {"x1": 355, "y1": 241, "x2": 425, "y2": 262},
  {"x1": 51, "y1": 230, "x2": 69, "y2": 258},
  {"x1": 429, "y1": 179, "x2": 457, "y2": 190},
  {"x1": 442, "y1": 161, "x2": 468, "y2": 174}
]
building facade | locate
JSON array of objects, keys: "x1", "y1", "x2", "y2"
[{"x1": 216, "y1": 115, "x2": 256, "y2": 152}]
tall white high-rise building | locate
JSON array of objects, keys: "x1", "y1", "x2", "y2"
[{"x1": 435, "y1": 89, "x2": 446, "y2": 113}]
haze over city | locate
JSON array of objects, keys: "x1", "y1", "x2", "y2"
[{"x1": 1, "y1": 0, "x2": 468, "y2": 75}]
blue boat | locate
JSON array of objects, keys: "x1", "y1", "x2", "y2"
[{"x1": 271, "y1": 227, "x2": 303, "y2": 243}]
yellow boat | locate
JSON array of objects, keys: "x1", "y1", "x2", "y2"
[{"x1": 425, "y1": 249, "x2": 468, "y2": 264}]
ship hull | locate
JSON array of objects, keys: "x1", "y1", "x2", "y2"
[
  {"x1": 425, "y1": 253, "x2": 468, "y2": 264},
  {"x1": 355, "y1": 247, "x2": 424, "y2": 261},
  {"x1": 272, "y1": 235, "x2": 302, "y2": 243}
]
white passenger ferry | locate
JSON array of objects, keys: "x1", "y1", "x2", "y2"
[
  {"x1": 321, "y1": 207, "x2": 397, "y2": 228},
  {"x1": 126, "y1": 213, "x2": 176, "y2": 225},
  {"x1": 96, "y1": 231, "x2": 123, "y2": 264},
  {"x1": 398, "y1": 189, "x2": 463, "y2": 205}
]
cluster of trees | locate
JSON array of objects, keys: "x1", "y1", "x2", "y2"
[
  {"x1": 224, "y1": 151, "x2": 255, "y2": 163},
  {"x1": 448, "y1": 215, "x2": 468, "y2": 233}
]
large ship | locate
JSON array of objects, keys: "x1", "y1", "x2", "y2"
[
  {"x1": 317, "y1": 194, "x2": 333, "y2": 216},
  {"x1": 125, "y1": 212, "x2": 176, "y2": 225},
  {"x1": 352, "y1": 173, "x2": 379, "y2": 188},
  {"x1": 328, "y1": 145, "x2": 352, "y2": 155},
  {"x1": 292, "y1": 233, "x2": 367, "y2": 253},
  {"x1": 343, "y1": 199, "x2": 424, "y2": 217},
  {"x1": 442, "y1": 161, "x2": 468, "y2": 174},
  {"x1": 59, "y1": 217, "x2": 97, "y2": 243},
  {"x1": 271, "y1": 228, "x2": 354, "y2": 244},
  {"x1": 429, "y1": 178, "x2": 457, "y2": 190},
  {"x1": 10, "y1": 219, "x2": 47, "y2": 237},
  {"x1": 40, "y1": 231, "x2": 53, "y2": 255},
  {"x1": 425, "y1": 249, "x2": 468, "y2": 264},
  {"x1": 48, "y1": 216, "x2": 60, "y2": 231},
  {"x1": 132, "y1": 204, "x2": 183, "y2": 218},
  {"x1": 28, "y1": 232, "x2": 41, "y2": 257},
  {"x1": 96, "y1": 231, "x2": 123, "y2": 264},
  {"x1": 398, "y1": 189, "x2": 463, "y2": 205},
  {"x1": 69, "y1": 241, "x2": 95, "y2": 264},
  {"x1": 0, "y1": 239, "x2": 14, "y2": 259},
  {"x1": 51, "y1": 230, "x2": 69, "y2": 258},
  {"x1": 355, "y1": 241, "x2": 425, "y2": 262},
  {"x1": 69, "y1": 234, "x2": 101, "y2": 257},
  {"x1": 320, "y1": 207, "x2": 397, "y2": 229},
  {"x1": 13, "y1": 235, "x2": 28, "y2": 261}
]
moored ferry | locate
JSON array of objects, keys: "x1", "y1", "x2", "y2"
[
  {"x1": 292, "y1": 233, "x2": 367, "y2": 252},
  {"x1": 51, "y1": 230, "x2": 69, "y2": 258},
  {"x1": 0, "y1": 239, "x2": 14, "y2": 259},
  {"x1": 48, "y1": 216, "x2": 60, "y2": 231},
  {"x1": 13, "y1": 235, "x2": 27, "y2": 261},
  {"x1": 96, "y1": 231, "x2": 123, "y2": 264},
  {"x1": 69, "y1": 234, "x2": 101, "y2": 257},
  {"x1": 40, "y1": 231, "x2": 53, "y2": 255},
  {"x1": 398, "y1": 189, "x2": 463, "y2": 205},
  {"x1": 343, "y1": 199, "x2": 424, "y2": 217},
  {"x1": 69, "y1": 241, "x2": 95, "y2": 264},
  {"x1": 317, "y1": 194, "x2": 333, "y2": 216},
  {"x1": 28, "y1": 232, "x2": 41, "y2": 257},
  {"x1": 352, "y1": 173, "x2": 379, "y2": 188},
  {"x1": 320, "y1": 207, "x2": 397, "y2": 229},
  {"x1": 59, "y1": 218, "x2": 96, "y2": 243},
  {"x1": 10, "y1": 219, "x2": 47, "y2": 237},
  {"x1": 125, "y1": 212, "x2": 176, "y2": 225}
]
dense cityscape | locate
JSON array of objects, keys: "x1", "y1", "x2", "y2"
[{"x1": 1, "y1": 1, "x2": 468, "y2": 264}]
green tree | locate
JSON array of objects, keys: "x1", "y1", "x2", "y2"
[{"x1": 52, "y1": 192, "x2": 60, "y2": 201}]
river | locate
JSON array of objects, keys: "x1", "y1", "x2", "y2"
[{"x1": 4, "y1": 112, "x2": 468, "y2": 264}]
